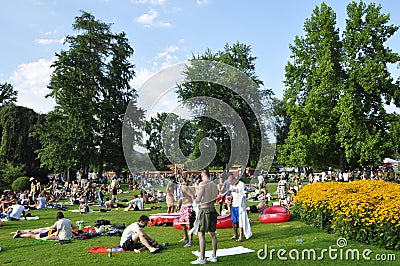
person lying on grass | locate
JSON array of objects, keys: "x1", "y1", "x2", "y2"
[
  {"x1": 120, "y1": 215, "x2": 161, "y2": 254},
  {"x1": 13, "y1": 211, "x2": 72, "y2": 241}
]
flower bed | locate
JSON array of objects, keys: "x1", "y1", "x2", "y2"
[{"x1": 294, "y1": 180, "x2": 400, "y2": 250}]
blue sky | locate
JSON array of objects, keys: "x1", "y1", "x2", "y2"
[{"x1": 1, "y1": 0, "x2": 399, "y2": 114}]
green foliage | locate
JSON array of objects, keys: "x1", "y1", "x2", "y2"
[
  {"x1": 176, "y1": 42, "x2": 272, "y2": 170},
  {"x1": 33, "y1": 11, "x2": 144, "y2": 177},
  {"x1": 0, "y1": 82, "x2": 18, "y2": 106},
  {"x1": 280, "y1": 1, "x2": 400, "y2": 169},
  {"x1": 0, "y1": 161, "x2": 25, "y2": 186},
  {"x1": 145, "y1": 112, "x2": 195, "y2": 170},
  {"x1": 11, "y1": 176, "x2": 30, "y2": 192},
  {"x1": 0, "y1": 105, "x2": 43, "y2": 176}
]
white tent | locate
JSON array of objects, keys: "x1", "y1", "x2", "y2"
[{"x1": 383, "y1": 158, "x2": 399, "y2": 164}]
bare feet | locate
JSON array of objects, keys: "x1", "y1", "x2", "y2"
[
  {"x1": 230, "y1": 236, "x2": 237, "y2": 240},
  {"x1": 236, "y1": 238, "x2": 243, "y2": 242}
]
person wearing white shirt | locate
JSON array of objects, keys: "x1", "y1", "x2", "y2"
[
  {"x1": 120, "y1": 215, "x2": 160, "y2": 253},
  {"x1": 7, "y1": 201, "x2": 26, "y2": 221},
  {"x1": 228, "y1": 175, "x2": 250, "y2": 242}
]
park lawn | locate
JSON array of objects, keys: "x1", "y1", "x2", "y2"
[{"x1": 0, "y1": 185, "x2": 399, "y2": 266}]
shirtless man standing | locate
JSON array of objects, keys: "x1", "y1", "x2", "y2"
[{"x1": 191, "y1": 169, "x2": 219, "y2": 264}]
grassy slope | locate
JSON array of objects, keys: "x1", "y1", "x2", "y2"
[{"x1": 0, "y1": 184, "x2": 399, "y2": 266}]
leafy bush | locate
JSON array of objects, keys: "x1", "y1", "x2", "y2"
[
  {"x1": 0, "y1": 161, "x2": 25, "y2": 185},
  {"x1": 11, "y1": 176, "x2": 30, "y2": 192},
  {"x1": 295, "y1": 180, "x2": 400, "y2": 250}
]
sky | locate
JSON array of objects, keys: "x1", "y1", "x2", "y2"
[{"x1": 1, "y1": 0, "x2": 399, "y2": 115}]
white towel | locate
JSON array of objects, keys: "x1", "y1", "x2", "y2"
[
  {"x1": 239, "y1": 196, "x2": 252, "y2": 239},
  {"x1": 192, "y1": 246, "x2": 255, "y2": 258}
]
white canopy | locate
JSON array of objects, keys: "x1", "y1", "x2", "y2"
[{"x1": 383, "y1": 158, "x2": 399, "y2": 164}]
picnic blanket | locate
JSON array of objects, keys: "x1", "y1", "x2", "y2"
[
  {"x1": 26, "y1": 216, "x2": 40, "y2": 220},
  {"x1": 69, "y1": 209, "x2": 99, "y2": 213},
  {"x1": 192, "y1": 246, "x2": 255, "y2": 258},
  {"x1": 88, "y1": 246, "x2": 131, "y2": 254}
]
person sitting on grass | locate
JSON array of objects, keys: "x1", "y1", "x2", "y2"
[
  {"x1": 124, "y1": 194, "x2": 143, "y2": 211},
  {"x1": 6, "y1": 200, "x2": 26, "y2": 221},
  {"x1": 120, "y1": 215, "x2": 160, "y2": 254},
  {"x1": 247, "y1": 187, "x2": 269, "y2": 213}
]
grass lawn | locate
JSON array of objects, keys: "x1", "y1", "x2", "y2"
[{"x1": 0, "y1": 184, "x2": 399, "y2": 265}]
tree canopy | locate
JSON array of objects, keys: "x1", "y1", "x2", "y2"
[
  {"x1": 33, "y1": 11, "x2": 143, "y2": 178},
  {"x1": 176, "y1": 42, "x2": 273, "y2": 171},
  {"x1": 279, "y1": 1, "x2": 400, "y2": 169}
]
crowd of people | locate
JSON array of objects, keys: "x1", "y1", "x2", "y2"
[{"x1": 1, "y1": 169, "x2": 306, "y2": 263}]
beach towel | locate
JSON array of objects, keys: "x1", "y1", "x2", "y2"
[
  {"x1": 239, "y1": 197, "x2": 252, "y2": 239},
  {"x1": 192, "y1": 246, "x2": 255, "y2": 258},
  {"x1": 69, "y1": 209, "x2": 99, "y2": 213},
  {"x1": 88, "y1": 246, "x2": 132, "y2": 254}
]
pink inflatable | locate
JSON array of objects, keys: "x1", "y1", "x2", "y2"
[
  {"x1": 148, "y1": 213, "x2": 180, "y2": 226},
  {"x1": 259, "y1": 206, "x2": 290, "y2": 223},
  {"x1": 173, "y1": 214, "x2": 233, "y2": 229}
]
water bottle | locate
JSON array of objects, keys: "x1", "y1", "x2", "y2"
[
  {"x1": 163, "y1": 242, "x2": 168, "y2": 247},
  {"x1": 108, "y1": 248, "x2": 113, "y2": 257}
]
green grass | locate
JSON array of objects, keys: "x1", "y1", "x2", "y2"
[{"x1": 1, "y1": 185, "x2": 399, "y2": 266}]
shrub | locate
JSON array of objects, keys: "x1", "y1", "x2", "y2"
[
  {"x1": 0, "y1": 161, "x2": 25, "y2": 185},
  {"x1": 11, "y1": 176, "x2": 30, "y2": 192}
]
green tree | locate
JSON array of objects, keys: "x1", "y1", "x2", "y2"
[
  {"x1": 35, "y1": 11, "x2": 143, "y2": 179},
  {"x1": 0, "y1": 82, "x2": 17, "y2": 106},
  {"x1": 145, "y1": 112, "x2": 195, "y2": 170},
  {"x1": 280, "y1": 3, "x2": 343, "y2": 169},
  {"x1": 0, "y1": 105, "x2": 43, "y2": 178},
  {"x1": 338, "y1": 1, "x2": 400, "y2": 166},
  {"x1": 176, "y1": 42, "x2": 272, "y2": 170},
  {"x1": 280, "y1": 1, "x2": 400, "y2": 169}
]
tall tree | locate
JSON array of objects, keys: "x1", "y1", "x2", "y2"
[
  {"x1": 280, "y1": 1, "x2": 400, "y2": 169},
  {"x1": 176, "y1": 42, "x2": 272, "y2": 170},
  {"x1": 0, "y1": 82, "x2": 18, "y2": 106},
  {"x1": 0, "y1": 105, "x2": 44, "y2": 180},
  {"x1": 34, "y1": 11, "x2": 143, "y2": 179},
  {"x1": 338, "y1": 1, "x2": 400, "y2": 166},
  {"x1": 280, "y1": 3, "x2": 344, "y2": 169}
]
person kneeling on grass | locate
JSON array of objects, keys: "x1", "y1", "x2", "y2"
[{"x1": 120, "y1": 215, "x2": 161, "y2": 254}]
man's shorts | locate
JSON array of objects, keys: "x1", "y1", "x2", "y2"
[
  {"x1": 198, "y1": 207, "x2": 217, "y2": 233},
  {"x1": 178, "y1": 205, "x2": 193, "y2": 225},
  {"x1": 231, "y1": 206, "x2": 239, "y2": 223}
]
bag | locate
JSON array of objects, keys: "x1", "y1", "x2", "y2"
[
  {"x1": 189, "y1": 210, "x2": 196, "y2": 229},
  {"x1": 106, "y1": 229, "x2": 122, "y2": 236},
  {"x1": 95, "y1": 219, "x2": 110, "y2": 226}
]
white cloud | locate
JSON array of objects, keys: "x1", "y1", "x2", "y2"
[
  {"x1": 136, "y1": 9, "x2": 171, "y2": 28},
  {"x1": 155, "y1": 45, "x2": 180, "y2": 69},
  {"x1": 10, "y1": 59, "x2": 55, "y2": 114},
  {"x1": 130, "y1": 68, "x2": 155, "y2": 89},
  {"x1": 35, "y1": 38, "x2": 65, "y2": 45},
  {"x1": 156, "y1": 45, "x2": 179, "y2": 58},
  {"x1": 132, "y1": 0, "x2": 166, "y2": 5},
  {"x1": 197, "y1": 0, "x2": 208, "y2": 5},
  {"x1": 43, "y1": 30, "x2": 57, "y2": 36}
]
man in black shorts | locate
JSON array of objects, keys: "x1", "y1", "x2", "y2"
[{"x1": 191, "y1": 169, "x2": 219, "y2": 264}]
